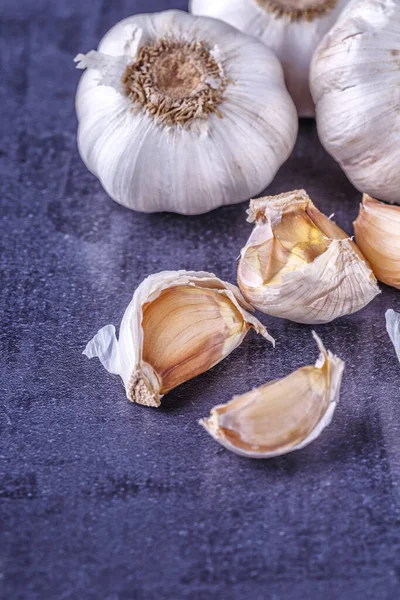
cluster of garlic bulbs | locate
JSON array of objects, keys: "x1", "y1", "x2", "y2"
[
  {"x1": 191, "y1": 0, "x2": 351, "y2": 116},
  {"x1": 311, "y1": 0, "x2": 400, "y2": 203},
  {"x1": 75, "y1": 10, "x2": 297, "y2": 215}
]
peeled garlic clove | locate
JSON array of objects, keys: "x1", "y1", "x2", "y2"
[
  {"x1": 200, "y1": 332, "x2": 344, "y2": 458},
  {"x1": 237, "y1": 189, "x2": 380, "y2": 324},
  {"x1": 190, "y1": 0, "x2": 351, "y2": 117},
  {"x1": 84, "y1": 271, "x2": 274, "y2": 407},
  {"x1": 310, "y1": 0, "x2": 400, "y2": 203},
  {"x1": 74, "y1": 10, "x2": 297, "y2": 215},
  {"x1": 386, "y1": 309, "x2": 400, "y2": 363},
  {"x1": 354, "y1": 194, "x2": 400, "y2": 289}
]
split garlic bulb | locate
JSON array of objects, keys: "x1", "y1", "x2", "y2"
[
  {"x1": 200, "y1": 332, "x2": 344, "y2": 458},
  {"x1": 237, "y1": 189, "x2": 380, "y2": 324},
  {"x1": 190, "y1": 0, "x2": 351, "y2": 116},
  {"x1": 75, "y1": 10, "x2": 297, "y2": 215},
  {"x1": 311, "y1": 0, "x2": 400, "y2": 203},
  {"x1": 83, "y1": 271, "x2": 273, "y2": 407},
  {"x1": 354, "y1": 195, "x2": 400, "y2": 289},
  {"x1": 386, "y1": 309, "x2": 400, "y2": 363}
]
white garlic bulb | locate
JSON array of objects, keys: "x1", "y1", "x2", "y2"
[
  {"x1": 83, "y1": 271, "x2": 274, "y2": 407},
  {"x1": 311, "y1": 0, "x2": 400, "y2": 204},
  {"x1": 75, "y1": 10, "x2": 297, "y2": 215},
  {"x1": 190, "y1": 0, "x2": 351, "y2": 116},
  {"x1": 237, "y1": 189, "x2": 380, "y2": 324},
  {"x1": 200, "y1": 332, "x2": 344, "y2": 458}
]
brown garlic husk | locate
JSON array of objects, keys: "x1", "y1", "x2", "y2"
[
  {"x1": 354, "y1": 194, "x2": 400, "y2": 289},
  {"x1": 200, "y1": 333, "x2": 344, "y2": 458}
]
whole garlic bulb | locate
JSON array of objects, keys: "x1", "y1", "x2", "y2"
[
  {"x1": 75, "y1": 10, "x2": 297, "y2": 215},
  {"x1": 201, "y1": 332, "x2": 344, "y2": 458},
  {"x1": 354, "y1": 194, "x2": 400, "y2": 289},
  {"x1": 190, "y1": 0, "x2": 351, "y2": 116},
  {"x1": 237, "y1": 189, "x2": 380, "y2": 324},
  {"x1": 311, "y1": 0, "x2": 400, "y2": 203},
  {"x1": 83, "y1": 271, "x2": 273, "y2": 407}
]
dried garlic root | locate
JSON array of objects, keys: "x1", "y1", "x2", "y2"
[
  {"x1": 386, "y1": 310, "x2": 400, "y2": 364},
  {"x1": 200, "y1": 333, "x2": 344, "y2": 459},
  {"x1": 237, "y1": 189, "x2": 380, "y2": 324},
  {"x1": 354, "y1": 195, "x2": 400, "y2": 289},
  {"x1": 83, "y1": 271, "x2": 274, "y2": 407}
]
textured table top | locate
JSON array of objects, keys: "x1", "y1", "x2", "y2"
[{"x1": 1, "y1": 1, "x2": 400, "y2": 599}]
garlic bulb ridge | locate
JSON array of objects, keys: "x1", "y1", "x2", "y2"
[
  {"x1": 200, "y1": 332, "x2": 344, "y2": 458},
  {"x1": 311, "y1": 0, "x2": 400, "y2": 203},
  {"x1": 83, "y1": 271, "x2": 274, "y2": 407},
  {"x1": 191, "y1": 0, "x2": 351, "y2": 116},
  {"x1": 75, "y1": 10, "x2": 297, "y2": 214},
  {"x1": 237, "y1": 189, "x2": 380, "y2": 323}
]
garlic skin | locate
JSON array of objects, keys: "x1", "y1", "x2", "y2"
[
  {"x1": 75, "y1": 10, "x2": 297, "y2": 215},
  {"x1": 354, "y1": 195, "x2": 400, "y2": 289},
  {"x1": 237, "y1": 189, "x2": 380, "y2": 324},
  {"x1": 83, "y1": 271, "x2": 274, "y2": 407},
  {"x1": 310, "y1": 0, "x2": 400, "y2": 203},
  {"x1": 386, "y1": 309, "x2": 400, "y2": 363},
  {"x1": 200, "y1": 332, "x2": 344, "y2": 458},
  {"x1": 190, "y1": 0, "x2": 351, "y2": 116}
]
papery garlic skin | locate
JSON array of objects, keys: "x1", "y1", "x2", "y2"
[
  {"x1": 386, "y1": 309, "x2": 400, "y2": 363},
  {"x1": 200, "y1": 332, "x2": 344, "y2": 458},
  {"x1": 75, "y1": 10, "x2": 297, "y2": 215},
  {"x1": 354, "y1": 195, "x2": 400, "y2": 289},
  {"x1": 237, "y1": 189, "x2": 380, "y2": 324},
  {"x1": 83, "y1": 271, "x2": 274, "y2": 407},
  {"x1": 190, "y1": 0, "x2": 351, "y2": 116},
  {"x1": 311, "y1": 0, "x2": 400, "y2": 203}
]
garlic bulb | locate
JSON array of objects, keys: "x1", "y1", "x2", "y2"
[
  {"x1": 200, "y1": 332, "x2": 344, "y2": 458},
  {"x1": 311, "y1": 0, "x2": 400, "y2": 204},
  {"x1": 74, "y1": 10, "x2": 297, "y2": 215},
  {"x1": 386, "y1": 309, "x2": 400, "y2": 363},
  {"x1": 190, "y1": 0, "x2": 351, "y2": 116},
  {"x1": 237, "y1": 189, "x2": 380, "y2": 324},
  {"x1": 83, "y1": 271, "x2": 273, "y2": 407},
  {"x1": 354, "y1": 195, "x2": 400, "y2": 289}
]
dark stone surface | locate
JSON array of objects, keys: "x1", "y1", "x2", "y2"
[{"x1": 1, "y1": 1, "x2": 400, "y2": 599}]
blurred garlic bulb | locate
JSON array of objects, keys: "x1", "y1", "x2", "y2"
[
  {"x1": 386, "y1": 309, "x2": 400, "y2": 363},
  {"x1": 200, "y1": 332, "x2": 344, "y2": 458},
  {"x1": 74, "y1": 10, "x2": 297, "y2": 215},
  {"x1": 311, "y1": 0, "x2": 400, "y2": 203},
  {"x1": 237, "y1": 189, "x2": 380, "y2": 324},
  {"x1": 190, "y1": 0, "x2": 351, "y2": 116},
  {"x1": 83, "y1": 271, "x2": 273, "y2": 407},
  {"x1": 354, "y1": 195, "x2": 400, "y2": 289}
]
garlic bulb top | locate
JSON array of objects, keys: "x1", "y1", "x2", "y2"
[
  {"x1": 311, "y1": 0, "x2": 400, "y2": 204},
  {"x1": 75, "y1": 10, "x2": 297, "y2": 215},
  {"x1": 237, "y1": 189, "x2": 380, "y2": 324},
  {"x1": 83, "y1": 271, "x2": 274, "y2": 407},
  {"x1": 190, "y1": 0, "x2": 351, "y2": 116}
]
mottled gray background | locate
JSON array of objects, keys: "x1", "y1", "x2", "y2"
[{"x1": 1, "y1": 1, "x2": 400, "y2": 599}]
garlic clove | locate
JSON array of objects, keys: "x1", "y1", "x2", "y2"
[
  {"x1": 310, "y1": 0, "x2": 400, "y2": 204},
  {"x1": 83, "y1": 271, "x2": 274, "y2": 407},
  {"x1": 386, "y1": 309, "x2": 400, "y2": 364},
  {"x1": 237, "y1": 189, "x2": 380, "y2": 324},
  {"x1": 190, "y1": 0, "x2": 351, "y2": 117},
  {"x1": 354, "y1": 194, "x2": 400, "y2": 289},
  {"x1": 75, "y1": 10, "x2": 297, "y2": 215},
  {"x1": 200, "y1": 332, "x2": 344, "y2": 458}
]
